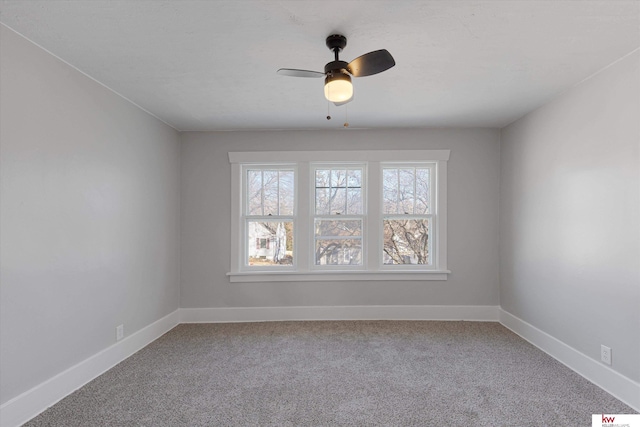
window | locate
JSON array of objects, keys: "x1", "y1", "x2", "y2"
[
  {"x1": 228, "y1": 150, "x2": 449, "y2": 282},
  {"x1": 382, "y1": 165, "x2": 433, "y2": 266},
  {"x1": 243, "y1": 167, "x2": 295, "y2": 268},
  {"x1": 314, "y1": 166, "x2": 364, "y2": 266}
]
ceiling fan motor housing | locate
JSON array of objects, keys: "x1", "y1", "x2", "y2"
[{"x1": 324, "y1": 60, "x2": 349, "y2": 75}]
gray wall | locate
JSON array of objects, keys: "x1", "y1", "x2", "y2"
[
  {"x1": 0, "y1": 26, "x2": 181, "y2": 404},
  {"x1": 500, "y1": 51, "x2": 640, "y2": 382},
  {"x1": 180, "y1": 128, "x2": 500, "y2": 308},
  {"x1": 6, "y1": 10, "x2": 636, "y2": 409}
]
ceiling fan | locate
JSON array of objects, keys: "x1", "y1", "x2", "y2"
[{"x1": 277, "y1": 34, "x2": 395, "y2": 105}]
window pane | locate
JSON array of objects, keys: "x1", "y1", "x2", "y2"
[
  {"x1": 327, "y1": 170, "x2": 348, "y2": 214},
  {"x1": 415, "y1": 168, "x2": 430, "y2": 214},
  {"x1": 331, "y1": 187, "x2": 347, "y2": 215},
  {"x1": 316, "y1": 169, "x2": 330, "y2": 187},
  {"x1": 383, "y1": 218, "x2": 430, "y2": 265},
  {"x1": 383, "y1": 168, "x2": 398, "y2": 214},
  {"x1": 279, "y1": 170, "x2": 294, "y2": 215},
  {"x1": 315, "y1": 239, "x2": 362, "y2": 265},
  {"x1": 399, "y1": 168, "x2": 415, "y2": 214},
  {"x1": 347, "y1": 188, "x2": 362, "y2": 215},
  {"x1": 315, "y1": 169, "x2": 330, "y2": 215},
  {"x1": 314, "y1": 188, "x2": 329, "y2": 215},
  {"x1": 247, "y1": 221, "x2": 293, "y2": 266},
  {"x1": 315, "y1": 219, "x2": 362, "y2": 237},
  {"x1": 331, "y1": 169, "x2": 347, "y2": 188},
  {"x1": 247, "y1": 170, "x2": 263, "y2": 215},
  {"x1": 262, "y1": 170, "x2": 279, "y2": 215},
  {"x1": 347, "y1": 169, "x2": 361, "y2": 187}
]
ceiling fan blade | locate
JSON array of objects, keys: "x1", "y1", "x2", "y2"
[
  {"x1": 346, "y1": 49, "x2": 395, "y2": 77},
  {"x1": 277, "y1": 68, "x2": 325, "y2": 78}
]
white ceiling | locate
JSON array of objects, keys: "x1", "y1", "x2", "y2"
[{"x1": 1, "y1": 1, "x2": 638, "y2": 131}]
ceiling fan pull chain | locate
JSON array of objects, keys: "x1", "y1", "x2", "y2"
[
  {"x1": 344, "y1": 104, "x2": 349, "y2": 128},
  {"x1": 326, "y1": 101, "x2": 331, "y2": 120}
]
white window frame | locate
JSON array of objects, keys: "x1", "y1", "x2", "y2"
[
  {"x1": 311, "y1": 163, "x2": 367, "y2": 271},
  {"x1": 228, "y1": 150, "x2": 450, "y2": 282},
  {"x1": 241, "y1": 164, "x2": 296, "y2": 272},
  {"x1": 380, "y1": 163, "x2": 437, "y2": 270}
]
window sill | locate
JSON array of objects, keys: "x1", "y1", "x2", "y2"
[{"x1": 226, "y1": 270, "x2": 451, "y2": 282}]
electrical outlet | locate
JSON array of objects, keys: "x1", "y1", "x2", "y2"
[
  {"x1": 116, "y1": 324, "x2": 124, "y2": 341},
  {"x1": 600, "y1": 345, "x2": 611, "y2": 365}
]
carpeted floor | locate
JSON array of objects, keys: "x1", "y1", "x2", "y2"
[{"x1": 24, "y1": 321, "x2": 636, "y2": 426}]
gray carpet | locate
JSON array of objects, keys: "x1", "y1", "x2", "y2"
[{"x1": 24, "y1": 321, "x2": 636, "y2": 426}]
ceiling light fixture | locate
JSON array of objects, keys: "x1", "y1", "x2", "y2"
[
  {"x1": 324, "y1": 71, "x2": 353, "y2": 103},
  {"x1": 278, "y1": 34, "x2": 394, "y2": 106}
]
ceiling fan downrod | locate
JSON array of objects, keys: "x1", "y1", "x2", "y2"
[{"x1": 325, "y1": 34, "x2": 349, "y2": 75}]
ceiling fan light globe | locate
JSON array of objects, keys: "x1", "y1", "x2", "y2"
[{"x1": 324, "y1": 74, "x2": 353, "y2": 103}]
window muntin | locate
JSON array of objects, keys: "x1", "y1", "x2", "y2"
[
  {"x1": 244, "y1": 166, "x2": 295, "y2": 269},
  {"x1": 382, "y1": 165, "x2": 434, "y2": 266},
  {"x1": 313, "y1": 166, "x2": 365, "y2": 266}
]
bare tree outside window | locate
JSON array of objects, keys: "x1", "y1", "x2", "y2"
[
  {"x1": 247, "y1": 169, "x2": 294, "y2": 216},
  {"x1": 315, "y1": 219, "x2": 362, "y2": 265}
]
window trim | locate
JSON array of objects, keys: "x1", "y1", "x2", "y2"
[{"x1": 228, "y1": 150, "x2": 450, "y2": 282}]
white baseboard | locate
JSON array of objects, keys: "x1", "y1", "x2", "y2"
[
  {"x1": 179, "y1": 305, "x2": 500, "y2": 323},
  {"x1": 6, "y1": 306, "x2": 635, "y2": 427},
  {"x1": 499, "y1": 308, "x2": 640, "y2": 412},
  {"x1": 0, "y1": 310, "x2": 180, "y2": 427}
]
